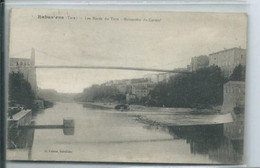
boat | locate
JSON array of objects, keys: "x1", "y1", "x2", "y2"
[{"x1": 114, "y1": 104, "x2": 130, "y2": 111}]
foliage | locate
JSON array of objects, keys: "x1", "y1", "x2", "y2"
[
  {"x1": 9, "y1": 72, "x2": 36, "y2": 109},
  {"x1": 229, "y1": 64, "x2": 246, "y2": 81},
  {"x1": 43, "y1": 100, "x2": 54, "y2": 108},
  {"x1": 149, "y1": 66, "x2": 224, "y2": 108},
  {"x1": 76, "y1": 65, "x2": 245, "y2": 108},
  {"x1": 190, "y1": 65, "x2": 224, "y2": 106},
  {"x1": 76, "y1": 84, "x2": 125, "y2": 103}
]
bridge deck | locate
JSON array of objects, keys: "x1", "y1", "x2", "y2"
[{"x1": 10, "y1": 65, "x2": 190, "y2": 73}]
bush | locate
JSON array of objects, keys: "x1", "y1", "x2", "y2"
[{"x1": 9, "y1": 72, "x2": 36, "y2": 109}]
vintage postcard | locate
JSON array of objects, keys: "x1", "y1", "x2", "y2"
[{"x1": 7, "y1": 9, "x2": 247, "y2": 164}]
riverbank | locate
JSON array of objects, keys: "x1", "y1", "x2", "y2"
[
  {"x1": 82, "y1": 102, "x2": 115, "y2": 109},
  {"x1": 134, "y1": 112, "x2": 233, "y2": 126},
  {"x1": 80, "y1": 102, "x2": 231, "y2": 126},
  {"x1": 81, "y1": 102, "x2": 220, "y2": 114}
]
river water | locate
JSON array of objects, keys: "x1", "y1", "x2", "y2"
[{"x1": 7, "y1": 102, "x2": 243, "y2": 164}]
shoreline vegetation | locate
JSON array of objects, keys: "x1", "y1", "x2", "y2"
[
  {"x1": 75, "y1": 65, "x2": 246, "y2": 111},
  {"x1": 9, "y1": 64, "x2": 245, "y2": 117},
  {"x1": 8, "y1": 72, "x2": 54, "y2": 115}
]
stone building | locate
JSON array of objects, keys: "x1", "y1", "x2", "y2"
[
  {"x1": 144, "y1": 73, "x2": 176, "y2": 83},
  {"x1": 126, "y1": 93, "x2": 136, "y2": 103},
  {"x1": 221, "y1": 81, "x2": 245, "y2": 141},
  {"x1": 221, "y1": 81, "x2": 245, "y2": 114},
  {"x1": 131, "y1": 83, "x2": 155, "y2": 99},
  {"x1": 209, "y1": 47, "x2": 246, "y2": 77},
  {"x1": 190, "y1": 55, "x2": 209, "y2": 71},
  {"x1": 9, "y1": 48, "x2": 38, "y2": 95},
  {"x1": 102, "y1": 79, "x2": 132, "y2": 94},
  {"x1": 132, "y1": 85, "x2": 150, "y2": 99}
]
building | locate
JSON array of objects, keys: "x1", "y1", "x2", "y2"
[
  {"x1": 190, "y1": 55, "x2": 209, "y2": 71},
  {"x1": 158, "y1": 73, "x2": 176, "y2": 82},
  {"x1": 9, "y1": 48, "x2": 38, "y2": 94},
  {"x1": 132, "y1": 83, "x2": 155, "y2": 99},
  {"x1": 221, "y1": 81, "x2": 245, "y2": 141},
  {"x1": 102, "y1": 79, "x2": 132, "y2": 94},
  {"x1": 116, "y1": 84, "x2": 128, "y2": 94},
  {"x1": 221, "y1": 81, "x2": 245, "y2": 114},
  {"x1": 132, "y1": 85, "x2": 150, "y2": 99},
  {"x1": 103, "y1": 79, "x2": 131, "y2": 86},
  {"x1": 126, "y1": 93, "x2": 136, "y2": 103},
  {"x1": 144, "y1": 73, "x2": 176, "y2": 83},
  {"x1": 209, "y1": 47, "x2": 246, "y2": 77},
  {"x1": 144, "y1": 74, "x2": 159, "y2": 83}
]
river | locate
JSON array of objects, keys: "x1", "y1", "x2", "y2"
[{"x1": 7, "y1": 102, "x2": 243, "y2": 164}]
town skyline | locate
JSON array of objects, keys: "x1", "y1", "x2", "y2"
[
  {"x1": 9, "y1": 10, "x2": 247, "y2": 93},
  {"x1": 10, "y1": 46, "x2": 246, "y2": 94}
]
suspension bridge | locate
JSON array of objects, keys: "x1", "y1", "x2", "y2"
[{"x1": 9, "y1": 48, "x2": 190, "y2": 73}]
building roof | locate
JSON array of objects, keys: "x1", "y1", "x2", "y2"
[
  {"x1": 10, "y1": 57, "x2": 30, "y2": 61},
  {"x1": 209, "y1": 47, "x2": 246, "y2": 56}
]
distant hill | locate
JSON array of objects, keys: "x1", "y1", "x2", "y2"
[{"x1": 38, "y1": 89, "x2": 78, "y2": 102}]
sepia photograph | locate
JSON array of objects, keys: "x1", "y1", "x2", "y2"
[{"x1": 7, "y1": 9, "x2": 247, "y2": 164}]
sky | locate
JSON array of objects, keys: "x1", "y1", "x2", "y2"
[{"x1": 9, "y1": 9, "x2": 247, "y2": 93}]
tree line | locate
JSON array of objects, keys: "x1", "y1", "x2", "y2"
[
  {"x1": 75, "y1": 64, "x2": 245, "y2": 108},
  {"x1": 9, "y1": 72, "x2": 36, "y2": 109},
  {"x1": 9, "y1": 72, "x2": 53, "y2": 112},
  {"x1": 75, "y1": 85, "x2": 125, "y2": 103},
  {"x1": 148, "y1": 64, "x2": 245, "y2": 108}
]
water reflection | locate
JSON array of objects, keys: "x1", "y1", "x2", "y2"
[
  {"x1": 83, "y1": 103, "x2": 112, "y2": 110},
  {"x1": 7, "y1": 102, "x2": 244, "y2": 164},
  {"x1": 144, "y1": 123, "x2": 243, "y2": 164},
  {"x1": 7, "y1": 121, "x2": 35, "y2": 160}
]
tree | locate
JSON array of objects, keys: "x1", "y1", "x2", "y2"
[
  {"x1": 229, "y1": 64, "x2": 246, "y2": 81},
  {"x1": 149, "y1": 81, "x2": 170, "y2": 107},
  {"x1": 76, "y1": 84, "x2": 125, "y2": 103},
  {"x1": 148, "y1": 66, "x2": 224, "y2": 108},
  {"x1": 169, "y1": 74, "x2": 193, "y2": 107},
  {"x1": 190, "y1": 66, "x2": 224, "y2": 106},
  {"x1": 9, "y1": 72, "x2": 36, "y2": 109}
]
